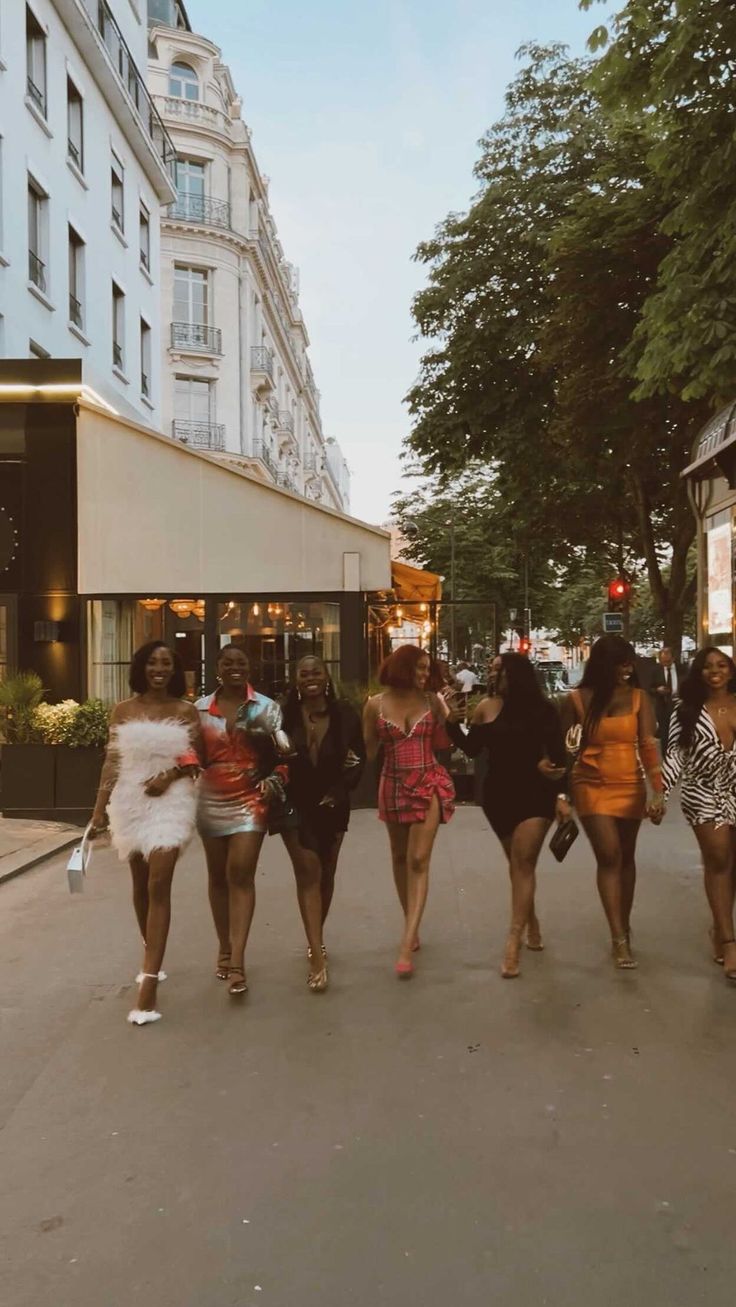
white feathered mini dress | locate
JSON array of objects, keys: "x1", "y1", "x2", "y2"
[{"x1": 107, "y1": 718, "x2": 198, "y2": 860}]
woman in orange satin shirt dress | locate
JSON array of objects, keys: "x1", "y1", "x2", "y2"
[{"x1": 562, "y1": 635, "x2": 664, "y2": 970}]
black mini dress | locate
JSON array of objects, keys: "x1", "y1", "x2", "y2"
[{"x1": 447, "y1": 702, "x2": 566, "y2": 840}]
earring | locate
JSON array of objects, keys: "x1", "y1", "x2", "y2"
[{"x1": 297, "y1": 688, "x2": 302, "y2": 702}]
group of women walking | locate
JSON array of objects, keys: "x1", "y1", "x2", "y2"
[{"x1": 89, "y1": 634, "x2": 736, "y2": 1026}]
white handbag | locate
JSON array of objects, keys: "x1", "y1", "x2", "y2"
[{"x1": 66, "y1": 823, "x2": 93, "y2": 894}]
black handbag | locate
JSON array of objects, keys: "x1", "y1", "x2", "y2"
[{"x1": 549, "y1": 817, "x2": 579, "y2": 863}]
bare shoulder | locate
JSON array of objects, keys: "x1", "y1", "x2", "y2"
[
  {"x1": 365, "y1": 693, "x2": 382, "y2": 714},
  {"x1": 471, "y1": 695, "x2": 496, "y2": 723},
  {"x1": 175, "y1": 700, "x2": 200, "y2": 724},
  {"x1": 109, "y1": 697, "x2": 137, "y2": 724}
]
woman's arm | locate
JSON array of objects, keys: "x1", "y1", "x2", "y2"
[
  {"x1": 661, "y1": 703, "x2": 686, "y2": 797},
  {"x1": 444, "y1": 698, "x2": 490, "y2": 758},
  {"x1": 89, "y1": 704, "x2": 123, "y2": 832},
  {"x1": 363, "y1": 695, "x2": 381, "y2": 762},
  {"x1": 342, "y1": 705, "x2": 367, "y2": 793},
  {"x1": 637, "y1": 690, "x2": 664, "y2": 820}
]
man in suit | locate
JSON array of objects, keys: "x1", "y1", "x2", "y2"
[{"x1": 651, "y1": 647, "x2": 682, "y2": 742}]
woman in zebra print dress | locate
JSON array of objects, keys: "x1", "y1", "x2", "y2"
[{"x1": 663, "y1": 647, "x2": 736, "y2": 983}]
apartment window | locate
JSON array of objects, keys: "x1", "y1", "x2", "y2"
[
  {"x1": 112, "y1": 282, "x2": 125, "y2": 371},
  {"x1": 174, "y1": 265, "x2": 208, "y2": 325},
  {"x1": 169, "y1": 61, "x2": 198, "y2": 101},
  {"x1": 27, "y1": 176, "x2": 47, "y2": 294},
  {"x1": 173, "y1": 158, "x2": 205, "y2": 205},
  {"x1": 67, "y1": 78, "x2": 84, "y2": 172},
  {"x1": 111, "y1": 153, "x2": 124, "y2": 233},
  {"x1": 140, "y1": 318, "x2": 151, "y2": 399},
  {"x1": 26, "y1": 6, "x2": 47, "y2": 117},
  {"x1": 174, "y1": 376, "x2": 213, "y2": 424},
  {"x1": 68, "y1": 227, "x2": 85, "y2": 330},
  {"x1": 139, "y1": 203, "x2": 150, "y2": 271}
]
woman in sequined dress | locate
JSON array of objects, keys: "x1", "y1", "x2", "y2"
[{"x1": 196, "y1": 645, "x2": 289, "y2": 996}]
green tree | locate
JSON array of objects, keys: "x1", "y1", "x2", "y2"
[
  {"x1": 580, "y1": 0, "x2": 736, "y2": 404},
  {"x1": 406, "y1": 42, "x2": 704, "y2": 654}
]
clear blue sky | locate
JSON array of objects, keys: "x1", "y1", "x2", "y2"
[{"x1": 184, "y1": 0, "x2": 598, "y2": 523}]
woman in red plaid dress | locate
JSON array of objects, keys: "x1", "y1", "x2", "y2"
[{"x1": 364, "y1": 646, "x2": 455, "y2": 977}]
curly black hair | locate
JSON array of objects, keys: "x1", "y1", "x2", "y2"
[
  {"x1": 675, "y1": 646, "x2": 736, "y2": 748},
  {"x1": 128, "y1": 641, "x2": 187, "y2": 699}
]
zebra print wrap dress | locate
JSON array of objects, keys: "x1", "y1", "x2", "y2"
[{"x1": 663, "y1": 706, "x2": 736, "y2": 828}]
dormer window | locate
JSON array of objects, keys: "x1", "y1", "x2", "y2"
[{"x1": 169, "y1": 62, "x2": 199, "y2": 101}]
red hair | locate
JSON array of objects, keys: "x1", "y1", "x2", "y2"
[{"x1": 379, "y1": 644, "x2": 433, "y2": 689}]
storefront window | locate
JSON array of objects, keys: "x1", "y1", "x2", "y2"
[
  {"x1": 706, "y1": 511, "x2": 734, "y2": 653},
  {"x1": 217, "y1": 601, "x2": 340, "y2": 697},
  {"x1": 87, "y1": 600, "x2": 163, "y2": 703}
]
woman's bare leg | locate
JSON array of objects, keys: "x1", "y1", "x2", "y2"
[
  {"x1": 694, "y1": 823, "x2": 736, "y2": 977},
  {"x1": 386, "y1": 822, "x2": 410, "y2": 915},
  {"x1": 281, "y1": 831, "x2": 325, "y2": 973},
  {"x1": 397, "y1": 796, "x2": 441, "y2": 967},
  {"x1": 581, "y1": 814, "x2": 635, "y2": 966},
  {"x1": 226, "y1": 832, "x2": 264, "y2": 986},
  {"x1": 129, "y1": 853, "x2": 149, "y2": 941},
  {"x1": 135, "y1": 848, "x2": 179, "y2": 1012},
  {"x1": 500, "y1": 818, "x2": 551, "y2": 977},
  {"x1": 202, "y1": 836, "x2": 231, "y2": 974},
  {"x1": 320, "y1": 833, "x2": 345, "y2": 925},
  {"x1": 617, "y1": 818, "x2": 641, "y2": 940}
]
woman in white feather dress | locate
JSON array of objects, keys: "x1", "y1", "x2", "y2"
[{"x1": 90, "y1": 642, "x2": 203, "y2": 1025}]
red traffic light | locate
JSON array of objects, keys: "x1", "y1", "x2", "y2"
[
  {"x1": 519, "y1": 636, "x2": 531, "y2": 655},
  {"x1": 607, "y1": 577, "x2": 631, "y2": 605}
]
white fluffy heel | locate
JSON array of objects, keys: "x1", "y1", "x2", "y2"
[
  {"x1": 135, "y1": 970, "x2": 167, "y2": 983},
  {"x1": 127, "y1": 1009, "x2": 162, "y2": 1026}
]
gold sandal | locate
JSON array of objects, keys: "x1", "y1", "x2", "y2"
[
  {"x1": 228, "y1": 967, "x2": 248, "y2": 996},
  {"x1": 612, "y1": 936, "x2": 637, "y2": 970},
  {"x1": 501, "y1": 926, "x2": 523, "y2": 979},
  {"x1": 307, "y1": 967, "x2": 328, "y2": 993},
  {"x1": 215, "y1": 949, "x2": 231, "y2": 980}
]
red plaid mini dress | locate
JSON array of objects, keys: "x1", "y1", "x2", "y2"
[{"x1": 376, "y1": 701, "x2": 455, "y2": 825}]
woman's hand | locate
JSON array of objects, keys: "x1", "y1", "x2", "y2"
[
  {"x1": 258, "y1": 777, "x2": 279, "y2": 801},
  {"x1": 319, "y1": 794, "x2": 337, "y2": 808},
  {"x1": 555, "y1": 794, "x2": 572, "y2": 824},
  {"x1": 647, "y1": 794, "x2": 666, "y2": 825},
  {"x1": 144, "y1": 770, "x2": 174, "y2": 797},
  {"x1": 439, "y1": 688, "x2": 464, "y2": 723},
  {"x1": 88, "y1": 808, "x2": 109, "y2": 838},
  {"x1": 539, "y1": 756, "x2": 566, "y2": 782}
]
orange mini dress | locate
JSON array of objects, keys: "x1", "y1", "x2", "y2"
[{"x1": 571, "y1": 689, "x2": 653, "y2": 820}]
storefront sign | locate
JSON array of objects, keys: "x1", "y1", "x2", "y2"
[{"x1": 707, "y1": 520, "x2": 733, "y2": 635}]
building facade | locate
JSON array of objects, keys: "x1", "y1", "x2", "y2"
[
  {"x1": 0, "y1": 0, "x2": 176, "y2": 423},
  {"x1": 682, "y1": 401, "x2": 736, "y2": 656},
  {"x1": 147, "y1": 11, "x2": 350, "y2": 512}
]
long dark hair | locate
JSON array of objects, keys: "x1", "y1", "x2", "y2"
[
  {"x1": 282, "y1": 656, "x2": 337, "y2": 732},
  {"x1": 128, "y1": 641, "x2": 186, "y2": 698},
  {"x1": 579, "y1": 635, "x2": 638, "y2": 740},
  {"x1": 498, "y1": 652, "x2": 549, "y2": 724},
  {"x1": 675, "y1": 646, "x2": 736, "y2": 748}
]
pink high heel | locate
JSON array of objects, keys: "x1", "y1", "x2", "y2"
[{"x1": 395, "y1": 959, "x2": 414, "y2": 979}]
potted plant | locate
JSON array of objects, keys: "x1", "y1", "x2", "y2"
[
  {"x1": 0, "y1": 677, "x2": 107, "y2": 820},
  {"x1": 0, "y1": 672, "x2": 56, "y2": 813}
]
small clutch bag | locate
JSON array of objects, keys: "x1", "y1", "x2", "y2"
[{"x1": 549, "y1": 817, "x2": 579, "y2": 863}]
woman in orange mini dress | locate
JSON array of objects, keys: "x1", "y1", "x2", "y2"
[{"x1": 562, "y1": 636, "x2": 664, "y2": 970}]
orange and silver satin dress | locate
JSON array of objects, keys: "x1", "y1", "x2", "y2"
[{"x1": 571, "y1": 689, "x2": 660, "y2": 820}]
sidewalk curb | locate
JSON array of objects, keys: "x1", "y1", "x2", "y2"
[{"x1": 0, "y1": 834, "x2": 80, "y2": 887}]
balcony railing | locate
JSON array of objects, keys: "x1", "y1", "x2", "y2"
[
  {"x1": 251, "y1": 346, "x2": 274, "y2": 380},
  {"x1": 69, "y1": 294, "x2": 83, "y2": 328},
  {"x1": 167, "y1": 192, "x2": 231, "y2": 229},
  {"x1": 28, "y1": 251, "x2": 46, "y2": 293},
  {"x1": 26, "y1": 75, "x2": 46, "y2": 115},
  {"x1": 172, "y1": 420, "x2": 226, "y2": 451},
  {"x1": 251, "y1": 440, "x2": 278, "y2": 477},
  {"x1": 97, "y1": 1, "x2": 176, "y2": 173},
  {"x1": 171, "y1": 322, "x2": 223, "y2": 354},
  {"x1": 157, "y1": 95, "x2": 229, "y2": 131}
]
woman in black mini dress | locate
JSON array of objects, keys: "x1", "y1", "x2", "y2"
[
  {"x1": 280, "y1": 657, "x2": 365, "y2": 977},
  {"x1": 445, "y1": 652, "x2": 570, "y2": 978}
]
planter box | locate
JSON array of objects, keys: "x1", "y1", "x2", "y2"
[{"x1": 1, "y1": 744, "x2": 103, "y2": 822}]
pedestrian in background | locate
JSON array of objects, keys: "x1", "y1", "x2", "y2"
[
  {"x1": 446, "y1": 653, "x2": 570, "y2": 978},
  {"x1": 363, "y1": 645, "x2": 455, "y2": 978},
  {"x1": 280, "y1": 655, "x2": 365, "y2": 986},
  {"x1": 196, "y1": 645, "x2": 290, "y2": 997},
  {"x1": 89, "y1": 641, "x2": 202, "y2": 1026},
  {"x1": 651, "y1": 646, "x2": 683, "y2": 741},
  {"x1": 663, "y1": 647, "x2": 736, "y2": 983},
  {"x1": 562, "y1": 635, "x2": 664, "y2": 971}
]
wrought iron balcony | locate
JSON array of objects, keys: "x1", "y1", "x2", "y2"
[
  {"x1": 172, "y1": 420, "x2": 226, "y2": 451},
  {"x1": 251, "y1": 440, "x2": 279, "y2": 477},
  {"x1": 251, "y1": 346, "x2": 274, "y2": 380},
  {"x1": 170, "y1": 322, "x2": 223, "y2": 354},
  {"x1": 26, "y1": 75, "x2": 46, "y2": 115},
  {"x1": 97, "y1": 1, "x2": 176, "y2": 173},
  {"x1": 167, "y1": 192, "x2": 231, "y2": 229},
  {"x1": 69, "y1": 294, "x2": 83, "y2": 328},
  {"x1": 28, "y1": 251, "x2": 46, "y2": 293}
]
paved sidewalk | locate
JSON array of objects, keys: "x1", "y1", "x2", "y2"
[
  {"x1": 0, "y1": 816, "x2": 79, "y2": 886},
  {"x1": 2, "y1": 804, "x2": 736, "y2": 1306}
]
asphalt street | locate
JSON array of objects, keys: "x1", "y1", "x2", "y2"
[{"x1": 2, "y1": 802, "x2": 735, "y2": 1307}]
